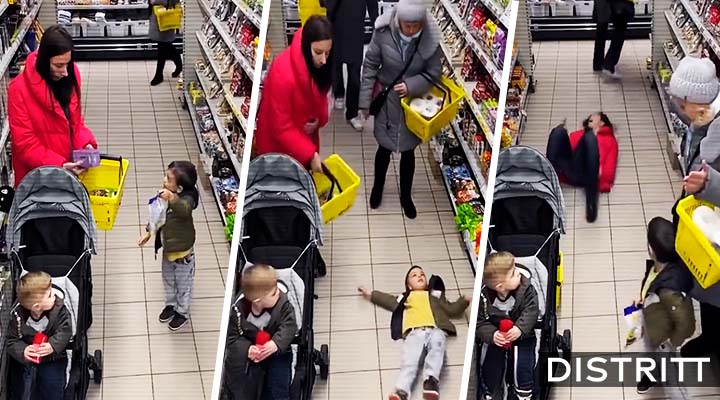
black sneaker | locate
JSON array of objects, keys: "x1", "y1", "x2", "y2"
[
  {"x1": 159, "y1": 306, "x2": 175, "y2": 323},
  {"x1": 168, "y1": 313, "x2": 189, "y2": 331},
  {"x1": 388, "y1": 391, "x2": 408, "y2": 400},
  {"x1": 636, "y1": 374, "x2": 656, "y2": 394},
  {"x1": 423, "y1": 377, "x2": 440, "y2": 400}
]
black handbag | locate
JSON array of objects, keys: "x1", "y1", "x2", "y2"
[{"x1": 369, "y1": 31, "x2": 424, "y2": 117}]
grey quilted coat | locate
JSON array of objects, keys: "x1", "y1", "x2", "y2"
[
  {"x1": 359, "y1": 9, "x2": 442, "y2": 153},
  {"x1": 149, "y1": 0, "x2": 178, "y2": 43}
]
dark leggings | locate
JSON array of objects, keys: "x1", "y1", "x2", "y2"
[
  {"x1": 373, "y1": 145, "x2": 415, "y2": 199},
  {"x1": 154, "y1": 41, "x2": 181, "y2": 77},
  {"x1": 546, "y1": 126, "x2": 599, "y2": 206}
]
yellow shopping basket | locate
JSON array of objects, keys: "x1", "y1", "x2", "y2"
[
  {"x1": 312, "y1": 154, "x2": 360, "y2": 224},
  {"x1": 153, "y1": 5, "x2": 182, "y2": 32},
  {"x1": 80, "y1": 155, "x2": 130, "y2": 231},
  {"x1": 298, "y1": 0, "x2": 326, "y2": 26},
  {"x1": 675, "y1": 196, "x2": 720, "y2": 288},
  {"x1": 401, "y1": 75, "x2": 464, "y2": 142}
]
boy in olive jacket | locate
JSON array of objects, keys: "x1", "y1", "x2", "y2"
[{"x1": 359, "y1": 265, "x2": 470, "y2": 400}]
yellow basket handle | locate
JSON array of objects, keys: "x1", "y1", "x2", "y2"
[{"x1": 100, "y1": 154, "x2": 124, "y2": 185}]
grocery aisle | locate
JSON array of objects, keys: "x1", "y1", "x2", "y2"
[
  {"x1": 522, "y1": 39, "x2": 719, "y2": 400},
  {"x1": 77, "y1": 61, "x2": 226, "y2": 400},
  {"x1": 308, "y1": 110, "x2": 475, "y2": 399}
]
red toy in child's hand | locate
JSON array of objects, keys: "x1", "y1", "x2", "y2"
[
  {"x1": 255, "y1": 330, "x2": 271, "y2": 346},
  {"x1": 499, "y1": 319, "x2": 514, "y2": 349},
  {"x1": 30, "y1": 332, "x2": 48, "y2": 364}
]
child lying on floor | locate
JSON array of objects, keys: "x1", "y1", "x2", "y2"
[{"x1": 359, "y1": 265, "x2": 471, "y2": 400}]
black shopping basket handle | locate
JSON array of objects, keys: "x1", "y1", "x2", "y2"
[
  {"x1": 420, "y1": 72, "x2": 452, "y2": 106},
  {"x1": 100, "y1": 154, "x2": 124, "y2": 185},
  {"x1": 321, "y1": 163, "x2": 343, "y2": 202}
]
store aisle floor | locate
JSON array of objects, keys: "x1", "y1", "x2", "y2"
[
  {"x1": 309, "y1": 108, "x2": 475, "y2": 399},
  {"x1": 77, "y1": 61, "x2": 226, "y2": 400},
  {"x1": 523, "y1": 40, "x2": 718, "y2": 400}
]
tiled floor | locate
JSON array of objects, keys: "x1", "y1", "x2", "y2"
[
  {"x1": 307, "y1": 106, "x2": 475, "y2": 399},
  {"x1": 76, "y1": 61, "x2": 227, "y2": 400},
  {"x1": 522, "y1": 40, "x2": 718, "y2": 399}
]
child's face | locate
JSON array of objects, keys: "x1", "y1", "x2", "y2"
[
  {"x1": 31, "y1": 288, "x2": 55, "y2": 314},
  {"x1": 164, "y1": 170, "x2": 179, "y2": 192},
  {"x1": 406, "y1": 268, "x2": 428, "y2": 291},
  {"x1": 251, "y1": 286, "x2": 279, "y2": 309},
  {"x1": 493, "y1": 267, "x2": 521, "y2": 293}
]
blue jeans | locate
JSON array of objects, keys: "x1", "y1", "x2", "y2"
[
  {"x1": 19, "y1": 358, "x2": 67, "y2": 400},
  {"x1": 262, "y1": 351, "x2": 293, "y2": 400}
]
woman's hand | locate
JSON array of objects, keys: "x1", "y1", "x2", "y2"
[
  {"x1": 304, "y1": 118, "x2": 319, "y2": 135},
  {"x1": 684, "y1": 160, "x2": 709, "y2": 194},
  {"x1": 63, "y1": 162, "x2": 86, "y2": 176},
  {"x1": 394, "y1": 83, "x2": 408, "y2": 97},
  {"x1": 310, "y1": 153, "x2": 323, "y2": 174}
]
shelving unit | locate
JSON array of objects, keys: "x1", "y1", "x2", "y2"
[
  {"x1": 56, "y1": 1, "x2": 183, "y2": 60},
  {"x1": 527, "y1": 0, "x2": 652, "y2": 40},
  {"x1": 182, "y1": 0, "x2": 263, "y2": 231}
]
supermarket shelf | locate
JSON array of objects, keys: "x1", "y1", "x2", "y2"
[
  {"x1": 462, "y1": 81, "x2": 495, "y2": 146},
  {"x1": 440, "y1": 0, "x2": 503, "y2": 86},
  {"x1": 223, "y1": 88, "x2": 248, "y2": 131},
  {"x1": 529, "y1": 15, "x2": 651, "y2": 41},
  {"x1": 198, "y1": 0, "x2": 256, "y2": 79},
  {"x1": 452, "y1": 121, "x2": 488, "y2": 196},
  {"x1": 678, "y1": 0, "x2": 720, "y2": 57},
  {"x1": 652, "y1": 69, "x2": 682, "y2": 158},
  {"x1": 194, "y1": 67, "x2": 244, "y2": 176},
  {"x1": 0, "y1": 119, "x2": 9, "y2": 153},
  {"x1": 0, "y1": 0, "x2": 43, "y2": 78},
  {"x1": 231, "y1": 0, "x2": 261, "y2": 27},
  {"x1": 0, "y1": 2, "x2": 8, "y2": 18},
  {"x1": 664, "y1": 10, "x2": 694, "y2": 58},
  {"x1": 479, "y1": 0, "x2": 511, "y2": 27},
  {"x1": 663, "y1": 47, "x2": 681, "y2": 71},
  {"x1": 57, "y1": 3, "x2": 147, "y2": 9},
  {"x1": 184, "y1": 88, "x2": 228, "y2": 225},
  {"x1": 72, "y1": 36, "x2": 183, "y2": 60},
  {"x1": 196, "y1": 31, "x2": 230, "y2": 82}
]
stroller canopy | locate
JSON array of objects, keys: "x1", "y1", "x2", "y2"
[
  {"x1": 244, "y1": 154, "x2": 324, "y2": 245},
  {"x1": 493, "y1": 146, "x2": 566, "y2": 233},
  {"x1": 7, "y1": 167, "x2": 98, "y2": 254}
]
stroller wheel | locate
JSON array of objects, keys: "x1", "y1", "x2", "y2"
[
  {"x1": 92, "y1": 349, "x2": 103, "y2": 384},
  {"x1": 561, "y1": 329, "x2": 572, "y2": 361},
  {"x1": 319, "y1": 344, "x2": 329, "y2": 380}
]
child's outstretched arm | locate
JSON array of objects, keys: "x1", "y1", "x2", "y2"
[
  {"x1": 443, "y1": 294, "x2": 471, "y2": 318},
  {"x1": 514, "y1": 284, "x2": 540, "y2": 337},
  {"x1": 358, "y1": 286, "x2": 399, "y2": 312}
]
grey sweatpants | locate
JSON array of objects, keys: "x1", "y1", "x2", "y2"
[
  {"x1": 396, "y1": 327, "x2": 446, "y2": 395},
  {"x1": 162, "y1": 252, "x2": 195, "y2": 318}
]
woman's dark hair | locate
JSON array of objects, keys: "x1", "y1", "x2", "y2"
[
  {"x1": 168, "y1": 161, "x2": 199, "y2": 209},
  {"x1": 647, "y1": 217, "x2": 680, "y2": 263},
  {"x1": 582, "y1": 112, "x2": 614, "y2": 131},
  {"x1": 36, "y1": 25, "x2": 79, "y2": 110},
  {"x1": 301, "y1": 15, "x2": 333, "y2": 92}
]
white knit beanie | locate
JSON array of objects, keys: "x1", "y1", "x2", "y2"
[
  {"x1": 669, "y1": 57, "x2": 720, "y2": 104},
  {"x1": 396, "y1": 0, "x2": 427, "y2": 22}
]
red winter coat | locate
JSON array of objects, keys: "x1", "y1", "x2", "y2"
[
  {"x1": 255, "y1": 28, "x2": 329, "y2": 168},
  {"x1": 569, "y1": 126, "x2": 618, "y2": 193},
  {"x1": 8, "y1": 51, "x2": 97, "y2": 187}
]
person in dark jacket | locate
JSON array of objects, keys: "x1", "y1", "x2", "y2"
[
  {"x1": 323, "y1": 0, "x2": 378, "y2": 131},
  {"x1": 634, "y1": 217, "x2": 695, "y2": 397},
  {"x1": 8, "y1": 272, "x2": 72, "y2": 400},
  {"x1": 593, "y1": 0, "x2": 634, "y2": 78},
  {"x1": 138, "y1": 161, "x2": 198, "y2": 331},
  {"x1": 359, "y1": 265, "x2": 470, "y2": 400},
  {"x1": 224, "y1": 264, "x2": 298, "y2": 400},
  {"x1": 149, "y1": 0, "x2": 182, "y2": 86},
  {"x1": 477, "y1": 252, "x2": 539, "y2": 400}
]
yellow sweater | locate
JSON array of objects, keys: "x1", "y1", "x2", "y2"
[{"x1": 402, "y1": 291, "x2": 436, "y2": 334}]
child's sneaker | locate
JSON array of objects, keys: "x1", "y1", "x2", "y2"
[
  {"x1": 168, "y1": 313, "x2": 189, "y2": 331},
  {"x1": 423, "y1": 377, "x2": 440, "y2": 400},
  {"x1": 388, "y1": 390, "x2": 408, "y2": 400},
  {"x1": 636, "y1": 375, "x2": 656, "y2": 394},
  {"x1": 159, "y1": 306, "x2": 175, "y2": 323}
]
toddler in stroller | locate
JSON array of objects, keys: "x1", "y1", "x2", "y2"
[
  {"x1": 8, "y1": 271, "x2": 72, "y2": 400},
  {"x1": 477, "y1": 252, "x2": 540, "y2": 400},
  {"x1": 359, "y1": 265, "x2": 470, "y2": 400},
  {"x1": 224, "y1": 264, "x2": 298, "y2": 400}
]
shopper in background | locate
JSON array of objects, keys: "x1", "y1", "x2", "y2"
[
  {"x1": 149, "y1": 0, "x2": 182, "y2": 86},
  {"x1": 592, "y1": 0, "x2": 633, "y2": 79},
  {"x1": 359, "y1": 0, "x2": 441, "y2": 219},
  {"x1": 667, "y1": 56, "x2": 720, "y2": 361},
  {"x1": 322, "y1": 0, "x2": 378, "y2": 131},
  {"x1": 8, "y1": 25, "x2": 97, "y2": 187},
  {"x1": 545, "y1": 113, "x2": 617, "y2": 222},
  {"x1": 254, "y1": 15, "x2": 333, "y2": 173}
]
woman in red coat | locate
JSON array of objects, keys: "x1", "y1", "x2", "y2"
[
  {"x1": 8, "y1": 25, "x2": 97, "y2": 187},
  {"x1": 255, "y1": 16, "x2": 333, "y2": 173},
  {"x1": 546, "y1": 112, "x2": 618, "y2": 222}
]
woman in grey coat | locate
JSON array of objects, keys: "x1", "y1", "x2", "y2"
[
  {"x1": 359, "y1": 0, "x2": 441, "y2": 219},
  {"x1": 666, "y1": 56, "x2": 720, "y2": 364},
  {"x1": 149, "y1": 0, "x2": 182, "y2": 86}
]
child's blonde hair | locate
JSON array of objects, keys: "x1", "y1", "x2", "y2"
[
  {"x1": 17, "y1": 272, "x2": 52, "y2": 310},
  {"x1": 483, "y1": 252, "x2": 515, "y2": 285},
  {"x1": 241, "y1": 264, "x2": 278, "y2": 301}
]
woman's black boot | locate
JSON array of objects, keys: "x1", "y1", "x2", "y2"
[
  {"x1": 370, "y1": 146, "x2": 391, "y2": 209},
  {"x1": 400, "y1": 150, "x2": 416, "y2": 219}
]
